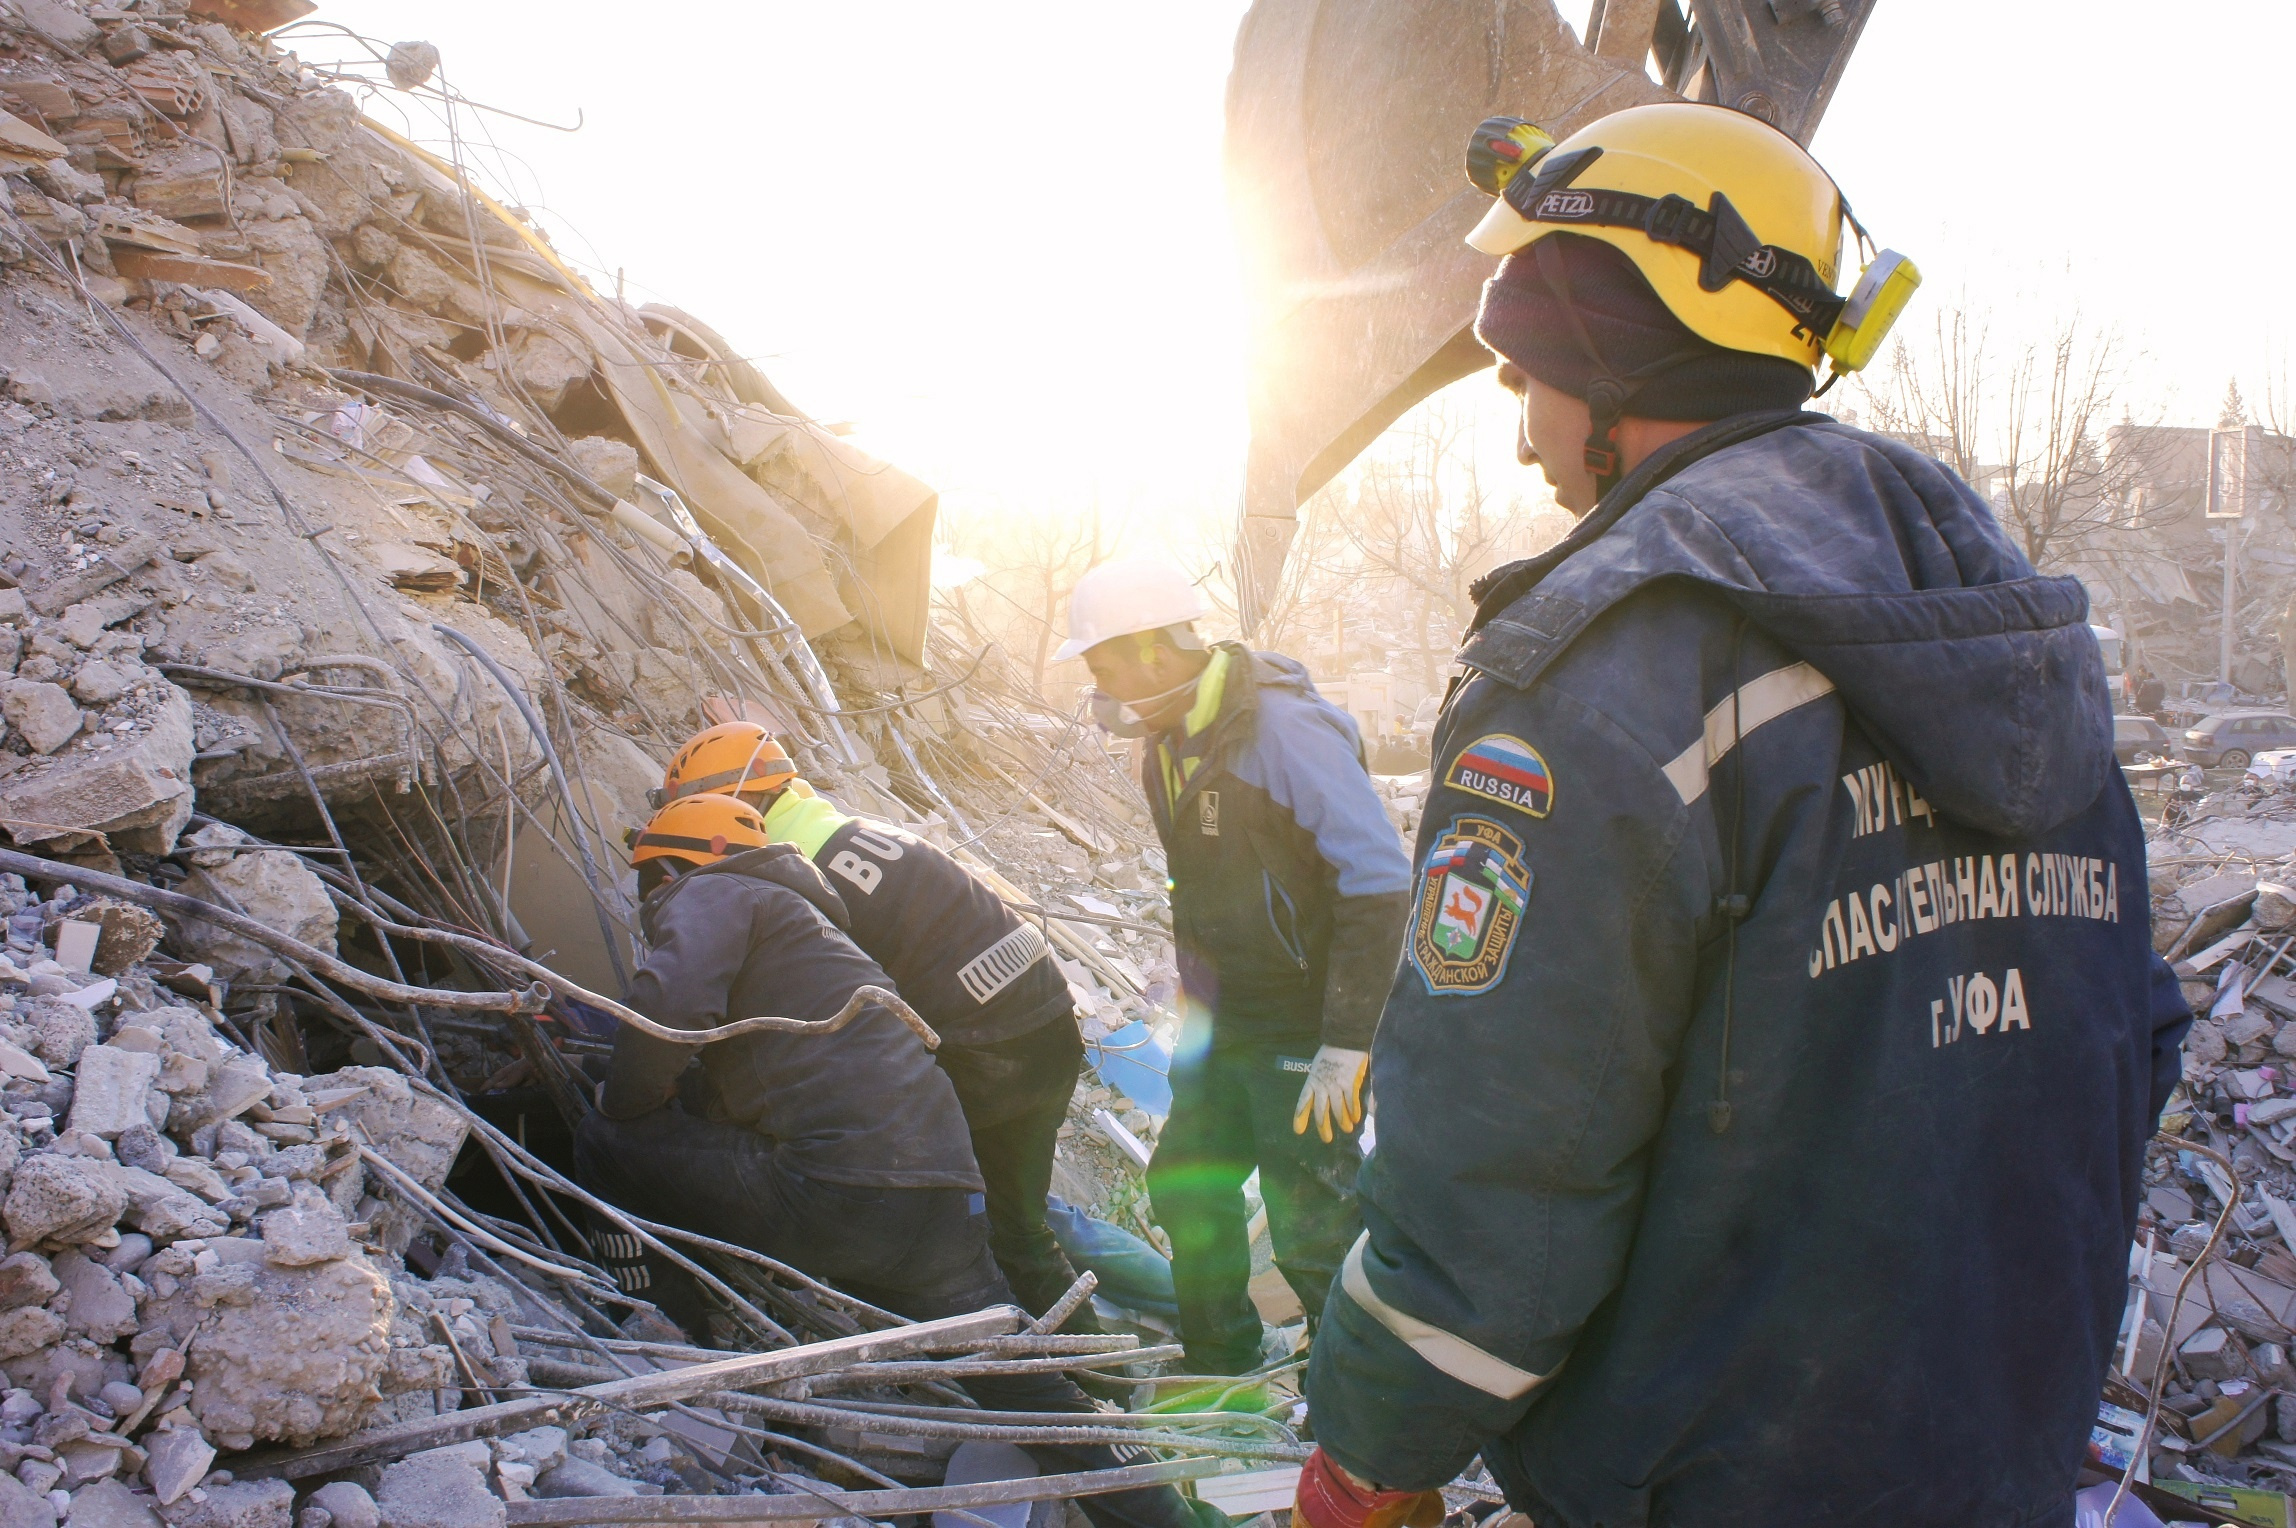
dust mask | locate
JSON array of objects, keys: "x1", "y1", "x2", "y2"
[{"x1": 1088, "y1": 676, "x2": 1200, "y2": 738}]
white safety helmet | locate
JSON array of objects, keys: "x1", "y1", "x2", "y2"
[{"x1": 1053, "y1": 557, "x2": 1208, "y2": 663}]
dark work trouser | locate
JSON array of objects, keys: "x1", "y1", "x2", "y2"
[
  {"x1": 575, "y1": 1106, "x2": 1206, "y2": 1528},
  {"x1": 937, "y1": 1019, "x2": 1094, "y2": 1321},
  {"x1": 1147, "y1": 1042, "x2": 1364, "y2": 1375}
]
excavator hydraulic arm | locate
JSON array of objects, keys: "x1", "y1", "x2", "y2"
[{"x1": 1225, "y1": 0, "x2": 1874, "y2": 629}]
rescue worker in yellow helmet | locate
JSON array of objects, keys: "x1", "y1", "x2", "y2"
[
  {"x1": 586, "y1": 792, "x2": 1219, "y2": 1528},
  {"x1": 1293, "y1": 102, "x2": 2186, "y2": 1527},
  {"x1": 656, "y1": 723, "x2": 1098, "y2": 1328}
]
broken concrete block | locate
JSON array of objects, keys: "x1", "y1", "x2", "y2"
[
  {"x1": 2253, "y1": 1096, "x2": 2296, "y2": 1127},
  {"x1": 131, "y1": 150, "x2": 227, "y2": 224},
  {"x1": 3, "y1": 1155, "x2": 125, "y2": 1249},
  {"x1": 2225, "y1": 1009, "x2": 2273, "y2": 1049},
  {"x1": 566, "y1": 438, "x2": 638, "y2": 501},
  {"x1": 531, "y1": 1459, "x2": 640, "y2": 1499},
  {"x1": 0, "y1": 682, "x2": 196, "y2": 856},
  {"x1": 14, "y1": 0, "x2": 99, "y2": 54},
  {"x1": 1, "y1": 680, "x2": 83, "y2": 755},
  {"x1": 52, "y1": 921, "x2": 98, "y2": 976},
  {"x1": 55, "y1": 1437, "x2": 122, "y2": 1488},
  {"x1": 493, "y1": 1428, "x2": 566, "y2": 1475},
  {"x1": 52, "y1": 1252, "x2": 136, "y2": 1342},
  {"x1": 0, "y1": 1251, "x2": 58, "y2": 1310},
  {"x1": 138, "y1": 1251, "x2": 391, "y2": 1450},
  {"x1": 496, "y1": 332, "x2": 589, "y2": 415},
  {"x1": 26, "y1": 537, "x2": 161, "y2": 619},
  {"x1": 0, "y1": 1474, "x2": 58, "y2": 1528},
  {"x1": 0, "y1": 1041, "x2": 52, "y2": 1087},
  {"x1": 384, "y1": 247, "x2": 456, "y2": 313},
  {"x1": 307, "y1": 1069, "x2": 464, "y2": 1193},
  {"x1": 375, "y1": 1446, "x2": 505, "y2": 1528},
  {"x1": 54, "y1": 603, "x2": 128, "y2": 653},
  {"x1": 113, "y1": 1160, "x2": 225, "y2": 1238},
  {"x1": 159, "y1": 1478, "x2": 292, "y2": 1528},
  {"x1": 174, "y1": 851, "x2": 336, "y2": 983},
  {"x1": 0, "y1": 1303, "x2": 62, "y2": 1358},
  {"x1": 2181, "y1": 1323, "x2": 2249, "y2": 1382},
  {"x1": 139, "y1": 1427, "x2": 211, "y2": 1508},
  {"x1": 67, "y1": 1048, "x2": 161, "y2": 1140},
  {"x1": 30, "y1": 998, "x2": 97, "y2": 1070},
  {"x1": 166, "y1": 1055, "x2": 269, "y2": 1135},
  {"x1": 259, "y1": 1201, "x2": 347, "y2": 1267},
  {"x1": 66, "y1": 663, "x2": 127, "y2": 708},
  {"x1": 75, "y1": 904, "x2": 163, "y2": 980},
  {"x1": 305, "y1": 1485, "x2": 375, "y2": 1528},
  {"x1": 62, "y1": 1478, "x2": 157, "y2": 1528}
]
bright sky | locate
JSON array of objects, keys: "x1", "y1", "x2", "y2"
[{"x1": 302, "y1": 0, "x2": 2295, "y2": 541}]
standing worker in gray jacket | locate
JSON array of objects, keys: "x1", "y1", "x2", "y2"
[{"x1": 1060, "y1": 558, "x2": 1413, "y2": 1375}]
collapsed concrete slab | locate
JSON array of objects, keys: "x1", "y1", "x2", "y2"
[{"x1": 0, "y1": 681, "x2": 195, "y2": 854}]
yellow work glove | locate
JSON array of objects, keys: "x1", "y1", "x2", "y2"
[{"x1": 1292, "y1": 1046, "x2": 1370, "y2": 1143}]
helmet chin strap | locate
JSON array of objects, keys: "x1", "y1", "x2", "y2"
[{"x1": 1533, "y1": 239, "x2": 1711, "y2": 502}]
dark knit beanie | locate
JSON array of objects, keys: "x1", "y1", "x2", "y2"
[{"x1": 1473, "y1": 233, "x2": 1815, "y2": 420}]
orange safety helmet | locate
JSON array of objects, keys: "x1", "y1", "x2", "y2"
[
  {"x1": 656, "y1": 723, "x2": 797, "y2": 809},
  {"x1": 628, "y1": 792, "x2": 770, "y2": 870}
]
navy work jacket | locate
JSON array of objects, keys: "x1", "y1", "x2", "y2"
[{"x1": 1304, "y1": 413, "x2": 2190, "y2": 1528}]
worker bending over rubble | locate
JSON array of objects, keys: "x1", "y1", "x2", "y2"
[
  {"x1": 653, "y1": 723, "x2": 1097, "y2": 1326},
  {"x1": 1059, "y1": 558, "x2": 1413, "y2": 1376},
  {"x1": 577, "y1": 792, "x2": 1218, "y2": 1528},
  {"x1": 1289, "y1": 103, "x2": 2191, "y2": 1528}
]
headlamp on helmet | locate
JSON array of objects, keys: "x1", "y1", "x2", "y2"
[
  {"x1": 1465, "y1": 117, "x2": 1558, "y2": 198},
  {"x1": 1462, "y1": 103, "x2": 1920, "y2": 388}
]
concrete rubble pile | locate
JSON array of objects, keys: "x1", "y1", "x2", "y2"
[
  {"x1": 0, "y1": 0, "x2": 1281, "y2": 1524},
  {"x1": 2125, "y1": 773, "x2": 2296, "y2": 1494}
]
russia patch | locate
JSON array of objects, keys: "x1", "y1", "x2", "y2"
[
  {"x1": 1410, "y1": 815, "x2": 1533, "y2": 996},
  {"x1": 1445, "y1": 734, "x2": 1553, "y2": 818}
]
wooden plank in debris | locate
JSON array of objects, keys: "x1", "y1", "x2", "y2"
[
  {"x1": 235, "y1": 1307, "x2": 1024, "y2": 1481},
  {"x1": 1028, "y1": 791, "x2": 1114, "y2": 857},
  {"x1": 0, "y1": 108, "x2": 66, "y2": 164},
  {"x1": 503, "y1": 1457, "x2": 1224, "y2": 1525},
  {"x1": 110, "y1": 246, "x2": 272, "y2": 292}
]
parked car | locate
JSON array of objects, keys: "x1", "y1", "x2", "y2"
[
  {"x1": 2178, "y1": 710, "x2": 2296, "y2": 769},
  {"x1": 2250, "y1": 749, "x2": 2296, "y2": 786},
  {"x1": 2113, "y1": 715, "x2": 2172, "y2": 764}
]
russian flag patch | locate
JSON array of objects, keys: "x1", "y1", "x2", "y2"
[{"x1": 1444, "y1": 733, "x2": 1553, "y2": 819}]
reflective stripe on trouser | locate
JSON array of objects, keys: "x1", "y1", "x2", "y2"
[{"x1": 1338, "y1": 1232, "x2": 1550, "y2": 1400}]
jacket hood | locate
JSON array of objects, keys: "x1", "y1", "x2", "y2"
[
  {"x1": 649, "y1": 843, "x2": 851, "y2": 929},
  {"x1": 1463, "y1": 414, "x2": 2113, "y2": 838}
]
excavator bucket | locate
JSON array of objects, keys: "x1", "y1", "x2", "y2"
[{"x1": 1225, "y1": 0, "x2": 1875, "y2": 629}]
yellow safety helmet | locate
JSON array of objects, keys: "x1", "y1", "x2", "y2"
[
  {"x1": 628, "y1": 792, "x2": 770, "y2": 870},
  {"x1": 1463, "y1": 103, "x2": 1917, "y2": 378},
  {"x1": 656, "y1": 723, "x2": 797, "y2": 810}
]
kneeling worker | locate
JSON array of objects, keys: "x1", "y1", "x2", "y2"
[
  {"x1": 580, "y1": 792, "x2": 1214, "y2": 1528},
  {"x1": 656, "y1": 723, "x2": 1093, "y2": 1322}
]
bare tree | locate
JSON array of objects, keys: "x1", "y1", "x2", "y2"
[
  {"x1": 1858, "y1": 300, "x2": 2156, "y2": 571},
  {"x1": 1328, "y1": 394, "x2": 1524, "y2": 690},
  {"x1": 1863, "y1": 302, "x2": 1991, "y2": 485},
  {"x1": 936, "y1": 497, "x2": 1121, "y2": 694},
  {"x1": 1189, "y1": 386, "x2": 1562, "y2": 692}
]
